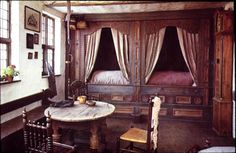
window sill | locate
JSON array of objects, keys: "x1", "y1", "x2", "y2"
[
  {"x1": 0, "y1": 79, "x2": 21, "y2": 85},
  {"x1": 42, "y1": 74, "x2": 61, "y2": 78}
]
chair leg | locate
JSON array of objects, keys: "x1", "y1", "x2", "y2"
[
  {"x1": 154, "y1": 148, "x2": 157, "y2": 153},
  {"x1": 130, "y1": 142, "x2": 133, "y2": 150},
  {"x1": 116, "y1": 138, "x2": 120, "y2": 153}
]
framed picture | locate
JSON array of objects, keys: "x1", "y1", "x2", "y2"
[
  {"x1": 34, "y1": 33, "x2": 39, "y2": 44},
  {"x1": 25, "y1": 6, "x2": 41, "y2": 32},
  {"x1": 34, "y1": 52, "x2": 38, "y2": 59},
  {"x1": 28, "y1": 52, "x2": 33, "y2": 59},
  {"x1": 26, "y1": 33, "x2": 34, "y2": 49}
]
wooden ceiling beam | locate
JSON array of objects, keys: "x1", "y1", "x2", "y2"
[{"x1": 44, "y1": 1, "x2": 157, "y2": 7}]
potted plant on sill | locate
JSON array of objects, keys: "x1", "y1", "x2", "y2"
[{"x1": 1, "y1": 65, "x2": 19, "y2": 82}]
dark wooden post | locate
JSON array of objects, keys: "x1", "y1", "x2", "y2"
[{"x1": 46, "y1": 112, "x2": 53, "y2": 153}]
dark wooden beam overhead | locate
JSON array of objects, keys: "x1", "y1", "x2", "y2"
[{"x1": 44, "y1": 1, "x2": 156, "y2": 7}]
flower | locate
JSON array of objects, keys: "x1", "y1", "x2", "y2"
[{"x1": 1, "y1": 65, "x2": 20, "y2": 81}]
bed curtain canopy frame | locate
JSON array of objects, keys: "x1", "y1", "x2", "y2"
[
  {"x1": 85, "y1": 28, "x2": 130, "y2": 83},
  {"x1": 145, "y1": 26, "x2": 199, "y2": 86}
]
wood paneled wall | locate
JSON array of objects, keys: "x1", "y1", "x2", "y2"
[{"x1": 68, "y1": 9, "x2": 216, "y2": 122}]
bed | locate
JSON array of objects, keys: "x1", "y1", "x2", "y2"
[
  {"x1": 89, "y1": 70, "x2": 130, "y2": 85},
  {"x1": 147, "y1": 71, "x2": 194, "y2": 86}
]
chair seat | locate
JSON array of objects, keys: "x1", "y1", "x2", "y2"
[{"x1": 120, "y1": 127, "x2": 147, "y2": 144}]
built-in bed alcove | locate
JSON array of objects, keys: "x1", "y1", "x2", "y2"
[
  {"x1": 89, "y1": 28, "x2": 129, "y2": 85},
  {"x1": 72, "y1": 10, "x2": 213, "y2": 121},
  {"x1": 147, "y1": 26, "x2": 193, "y2": 86},
  {"x1": 78, "y1": 25, "x2": 136, "y2": 103},
  {"x1": 140, "y1": 21, "x2": 211, "y2": 120},
  {"x1": 93, "y1": 28, "x2": 119, "y2": 72}
]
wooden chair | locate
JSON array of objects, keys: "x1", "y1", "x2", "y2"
[
  {"x1": 22, "y1": 108, "x2": 79, "y2": 153},
  {"x1": 116, "y1": 96, "x2": 162, "y2": 153},
  {"x1": 69, "y1": 80, "x2": 98, "y2": 101}
]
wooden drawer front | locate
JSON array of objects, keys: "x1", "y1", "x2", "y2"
[
  {"x1": 115, "y1": 106, "x2": 133, "y2": 114},
  {"x1": 111, "y1": 95, "x2": 124, "y2": 101},
  {"x1": 173, "y1": 108, "x2": 203, "y2": 118},
  {"x1": 140, "y1": 107, "x2": 167, "y2": 116},
  {"x1": 141, "y1": 95, "x2": 165, "y2": 103},
  {"x1": 159, "y1": 108, "x2": 167, "y2": 116},
  {"x1": 176, "y1": 96, "x2": 191, "y2": 104},
  {"x1": 100, "y1": 94, "x2": 111, "y2": 101},
  {"x1": 124, "y1": 95, "x2": 133, "y2": 102},
  {"x1": 90, "y1": 93, "x2": 100, "y2": 100}
]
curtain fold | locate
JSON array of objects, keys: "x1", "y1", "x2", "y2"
[
  {"x1": 145, "y1": 27, "x2": 166, "y2": 83},
  {"x1": 111, "y1": 28, "x2": 130, "y2": 81},
  {"x1": 85, "y1": 29, "x2": 102, "y2": 82},
  {"x1": 177, "y1": 27, "x2": 198, "y2": 86}
]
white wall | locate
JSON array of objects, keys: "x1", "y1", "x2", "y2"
[{"x1": 0, "y1": 1, "x2": 66, "y2": 123}]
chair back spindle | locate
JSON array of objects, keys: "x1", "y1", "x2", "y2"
[
  {"x1": 46, "y1": 113, "x2": 53, "y2": 153},
  {"x1": 23, "y1": 109, "x2": 78, "y2": 153}
]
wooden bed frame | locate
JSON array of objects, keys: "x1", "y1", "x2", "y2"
[{"x1": 69, "y1": 9, "x2": 214, "y2": 122}]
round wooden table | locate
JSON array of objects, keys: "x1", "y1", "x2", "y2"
[{"x1": 44, "y1": 101, "x2": 115, "y2": 152}]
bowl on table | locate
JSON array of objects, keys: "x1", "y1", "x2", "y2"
[{"x1": 77, "y1": 95, "x2": 87, "y2": 104}]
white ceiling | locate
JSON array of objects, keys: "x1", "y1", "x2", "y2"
[{"x1": 43, "y1": 1, "x2": 234, "y2": 14}]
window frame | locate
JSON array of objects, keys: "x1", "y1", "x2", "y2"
[
  {"x1": 0, "y1": 0, "x2": 11, "y2": 70},
  {"x1": 41, "y1": 13, "x2": 55, "y2": 76}
]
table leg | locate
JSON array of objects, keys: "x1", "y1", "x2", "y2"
[
  {"x1": 90, "y1": 121, "x2": 100, "y2": 152},
  {"x1": 52, "y1": 123, "x2": 61, "y2": 142},
  {"x1": 101, "y1": 119, "x2": 108, "y2": 149}
]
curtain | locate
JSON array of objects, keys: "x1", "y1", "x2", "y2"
[
  {"x1": 85, "y1": 29, "x2": 102, "y2": 82},
  {"x1": 111, "y1": 28, "x2": 130, "y2": 81},
  {"x1": 177, "y1": 27, "x2": 198, "y2": 86},
  {"x1": 145, "y1": 27, "x2": 166, "y2": 83}
]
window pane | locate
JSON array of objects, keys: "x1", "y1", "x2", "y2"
[
  {"x1": 0, "y1": 43, "x2": 7, "y2": 70},
  {"x1": 47, "y1": 49, "x2": 53, "y2": 66},
  {"x1": 1, "y1": 50, "x2": 7, "y2": 59},
  {"x1": 48, "y1": 18, "x2": 53, "y2": 26},
  {"x1": 1, "y1": 29, "x2": 8, "y2": 38},
  {"x1": 1, "y1": 9, "x2": 8, "y2": 19},
  {"x1": 2, "y1": 19, "x2": 8, "y2": 29},
  {"x1": 41, "y1": 16, "x2": 46, "y2": 44},
  {"x1": 1, "y1": 60, "x2": 7, "y2": 70},
  {"x1": 1, "y1": 1, "x2": 8, "y2": 9},
  {"x1": 42, "y1": 14, "x2": 55, "y2": 76},
  {"x1": 0, "y1": 1, "x2": 9, "y2": 39},
  {"x1": 48, "y1": 33, "x2": 53, "y2": 46}
]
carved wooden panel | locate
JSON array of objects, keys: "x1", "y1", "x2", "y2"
[
  {"x1": 159, "y1": 108, "x2": 168, "y2": 116},
  {"x1": 124, "y1": 95, "x2": 133, "y2": 102},
  {"x1": 69, "y1": 10, "x2": 213, "y2": 122},
  {"x1": 193, "y1": 97, "x2": 202, "y2": 105},
  {"x1": 100, "y1": 94, "x2": 111, "y2": 101},
  {"x1": 114, "y1": 105, "x2": 133, "y2": 114},
  {"x1": 143, "y1": 19, "x2": 200, "y2": 35},
  {"x1": 173, "y1": 108, "x2": 203, "y2": 118},
  {"x1": 176, "y1": 96, "x2": 191, "y2": 104},
  {"x1": 213, "y1": 99, "x2": 232, "y2": 136},
  {"x1": 111, "y1": 95, "x2": 124, "y2": 101},
  {"x1": 213, "y1": 10, "x2": 233, "y2": 136},
  {"x1": 141, "y1": 95, "x2": 165, "y2": 103}
]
